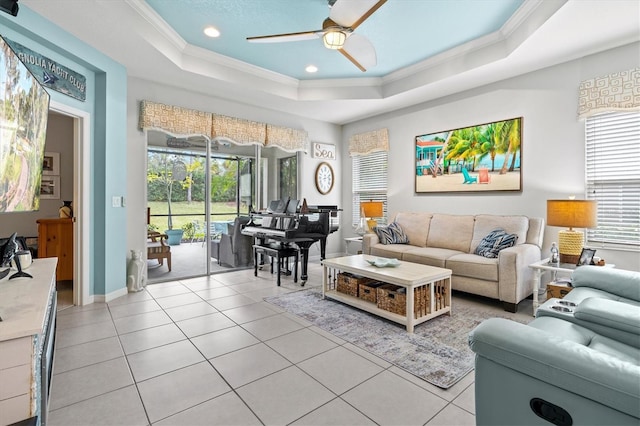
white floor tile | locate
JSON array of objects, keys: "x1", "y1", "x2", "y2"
[
  {"x1": 206, "y1": 294, "x2": 257, "y2": 311},
  {"x1": 298, "y1": 346, "x2": 384, "y2": 395},
  {"x1": 107, "y1": 290, "x2": 153, "y2": 306},
  {"x1": 146, "y1": 283, "x2": 191, "y2": 298},
  {"x1": 163, "y1": 300, "x2": 218, "y2": 321},
  {"x1": 426, "y1": 403, "x2": 476, "y2": 425},
  {"x1": 194, "y1": 286, "x2": 239, "y2": 300},
  {"x1": 56, "y1": 306, "x2": 112, "y2": 329},
  {"x1": 453, "y1": 382, "x2": 475, "y2": 414},
  {"x1": 109, "y1": 299, "x2": 162, "y2": 319},
  {"x1": 154, "y1": 292, "x2": 204, "y2": 309},
  {"x1": 113, "y1": 309, "x2": 173, "y2": 335},
  {"x1": 210, "y1": 342, "x2": 291, "y2": 388},
  {"x1": 153, "y1": 391, "x2": 261, "y2": 426},
  {"x1": 137, "y1": 361, "x2": 230, "y2": 423},
  {"x1": 49, "y1": 357, "x2": 133, "y2": 410},
  {"x1": 47, "y1": 385, "x2": 148, "y2": 426},
  {"x1": 291, "y1": 397, "x2": 376, "y2": 425},
  {"x1": 53, "y1": 336, "x2": 123, "y2": 374},
  {"x1": 176, "y1": 312, "x2": 236, "y2": 337},
  {"x1": 266, "y1": 327, "x2": 338, "y2": 364},
  {"x1": 222, "y1": 302, "x2": 279, "y2": 324},
  {"x1": 190, "y1": 326, "x2": 260, "y2": 359},
  {"x1": 119, "y1": 323, "x2": 186, "y2": 354},
  {"x1": 236, "y1": 366, "x2": 335, "y2": 425},
  {"x1": 342, "y1": 370, "x2": 448, "y2": 426},
  {"x1": 127, "y1": 340, "x2": 204, "y2": 382},
  {"x1": 55, "y1": 320, "x2": 117, "y2": 349},
  {"x1": 241, "y1": 313, "x2": 304, "y2": 341}
]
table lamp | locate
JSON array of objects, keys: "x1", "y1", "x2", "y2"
[
  {"x1": 361, "y1": 201, "x2": 384, "y2": 232},
  {"x1": 546, "y1": 199, "x2": 597, "y2": 264}
]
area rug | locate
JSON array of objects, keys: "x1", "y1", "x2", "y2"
[{"x1": 265, "y1": 289, "x2": 529, "y2": 389}]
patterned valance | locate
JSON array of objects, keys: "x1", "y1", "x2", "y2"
[
  {"x1": 211, "y1": 114, "x2": 266, "y2": 146},
  {"x1": 138, "y1": 100, "x2": 212, "y2": 136},
  {"x1": 265, "y1": 124, "x2": 309, "y2": 152},
  {"x1": 578, "y1": 67, "x2": 640, "y2": 119},
  {"x1": 349, "y1": 128, "x2": 389, "y2": 156}
]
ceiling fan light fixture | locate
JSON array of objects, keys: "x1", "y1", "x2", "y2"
[{"x1": 323, "y1": 30, "x2": 346, "y2": 49}]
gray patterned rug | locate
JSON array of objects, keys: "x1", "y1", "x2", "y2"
[{"x1": 265, "y1": 289, "x2": 528, "y2": 389}]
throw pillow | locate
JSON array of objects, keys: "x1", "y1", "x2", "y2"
[
  {"x1": 374, "y1": 221, "x2": 410, "y2": 245},
  {"x1": 474, "y1": 228, "x2": 518, "y2": 258}
]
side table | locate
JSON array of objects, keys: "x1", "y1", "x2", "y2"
[
  {"x1": 529, "y1": 258, "x2": 615, "y2": 316},
  {"x1": 344, "y1": 237, "x2": 363, "y2": 255}
]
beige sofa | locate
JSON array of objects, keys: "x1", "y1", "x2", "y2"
[{"x1": 362, "y1": 212, "x2": 544, "y2": 312}]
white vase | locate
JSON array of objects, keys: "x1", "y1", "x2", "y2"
[{"x1": 126, "y1": 250, "x2": 145, "y2": 292}]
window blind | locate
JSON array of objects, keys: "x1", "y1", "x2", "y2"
[
  {"x1": 585, "y1": 111, "x2": 640, "y2": 248},
  {"x1": 352, "y1": 151, "x2": 388, "y2": 226}
]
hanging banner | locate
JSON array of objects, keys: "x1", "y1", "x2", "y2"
[{"x1": 5, "y1": 38, "x2": 86, "y2": 101}]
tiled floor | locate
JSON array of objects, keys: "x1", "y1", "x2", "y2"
[{"x1": 49, "y1": 261, "x2": 532, "y2": 425}]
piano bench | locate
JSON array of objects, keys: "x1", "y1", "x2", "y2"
[{"x1": 253, "y1": 243, "x2": 299, "y2": 286}]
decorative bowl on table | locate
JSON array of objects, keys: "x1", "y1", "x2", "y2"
[{"x1": 366, "y1": 257, "x2": 400, "y2": 268}]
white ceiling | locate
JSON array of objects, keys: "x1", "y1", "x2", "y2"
[{"x1": 21, "y1": 0, "x2": 640, "y2": 125}]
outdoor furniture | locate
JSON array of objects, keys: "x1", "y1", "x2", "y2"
[
  {"x1": 478, "y1": 167, "x2": 490, "y2": 184},
  {"x1": 216, "y1": 216, "x2": 253, "y2": 267},
  {"x1": 147, "y1": 231, "x2": 171, "y2": 271},
  {"x1": 461, "y1": 168, "x2": 477, "y2": 184}
]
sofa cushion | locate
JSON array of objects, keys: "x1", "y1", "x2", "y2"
[
  {"x1": 446, "y1": 253, "x2": 499, "y2": 281},
  {"x1": 474, "y1": 229, "x2": 518, "y2": 258},
  {"x1": 471, "y1": 215, "x2": 529, "y2": 253},
  {"x1": 402, "y1": 247, "x2": 463, "y2": 268},
  {"x1": 427, "y1": 214, "x2": 475, "y2": 252},
  {"x1": 393, "y1": 212, "x2": 431, "y2": 247},
  {"x1": 370, "y1": 243, "x2": 415, "y2": 260},
  {"x1": 373, "y1": 222, "x2": 409, "y2": 245}
]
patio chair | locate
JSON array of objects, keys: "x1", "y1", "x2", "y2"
[
  {"x1": 478, "y1": 167, "x2": 491, "y2": 184},
  {"x1": 461, "y1": 167, "x2": 477, "y2": 184},
  {"x1": 147, "y1": 231, "x2": 171, "y2": 271}
]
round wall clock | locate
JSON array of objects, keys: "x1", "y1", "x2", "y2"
[{"x1": 315, "y1": 162, "x2": 334, "y2": 195}]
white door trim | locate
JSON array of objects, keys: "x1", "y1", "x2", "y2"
[{"x1": 50, "y1": 101, "x2": 91, "y2": 306}]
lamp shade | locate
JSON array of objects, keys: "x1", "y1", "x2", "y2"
[
  {"x1": 361, "y1": 201, "x2": 383, "y2": 218},
  {"x1": 547, "y1": 200, "x2": 597, "y2": 229}
]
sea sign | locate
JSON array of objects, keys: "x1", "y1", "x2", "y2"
[
  {"x1": 5, "y1": 38, "x2": 86, "y2": 101},
  {"x1": 312, "y1": 142, "x2": 336, "y2": 160}
]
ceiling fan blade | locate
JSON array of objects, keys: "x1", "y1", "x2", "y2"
[
  {"x1": 330, "y1": 0, "x2": 387, "y2": 30},
  {"x1": 339, "y1": 33, "x2": 376, "y2": 72},
  {"x1": 247, "y1": 30, "x2": 321, "y2": 43}
]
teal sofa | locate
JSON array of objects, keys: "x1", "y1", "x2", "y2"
[{"x1": 469, "y1": 266, "x2": 640, "y2": 425}]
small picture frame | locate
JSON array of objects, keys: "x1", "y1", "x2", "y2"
[
  {"x1": 577, "y1": 248, "x2": 596, "y2": 266},
  {"x1": 40, "y1": 176, "x2": 60, "y2": 199},
  {"x1": 42, "y1": 152, "x2": 60, "y2": 176}
]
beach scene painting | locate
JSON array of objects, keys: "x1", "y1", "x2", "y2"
[{"x1": 415, "y1": 117, "x2": 522, "y2": 193}]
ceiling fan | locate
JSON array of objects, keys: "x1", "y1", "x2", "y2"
[{"x1": 247, "y1": 0, "x2": 387, "y2": 72}]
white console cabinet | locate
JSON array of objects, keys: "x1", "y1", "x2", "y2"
[{"x1": 0, "y1": 258, "x2": 57, "y2": 426}]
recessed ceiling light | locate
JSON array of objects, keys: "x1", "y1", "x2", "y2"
[
  {"x1": 203, "y1": 26, "x2": 220, "y2": 38},
  {"x1": 306, "y1": 65, "x2": 318, "y2": 73}
]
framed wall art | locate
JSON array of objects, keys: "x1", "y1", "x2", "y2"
[
  {"x1": 415, "y1": 117, "x2": 522, "y2": 193},
  {"x1": 40, "y1": 176, "x2": 60, "y2": 199},
  {"x1": 42, "y1": 152, "x2": 60, "y2": 176}
]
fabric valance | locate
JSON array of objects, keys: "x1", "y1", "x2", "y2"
[
  {"x1": 349, "y1": 128, "x2": 389, "y2": 156},
  {"x1": 578, "y1": 67, "x2": 640, "y2": 119},
  {"x1": 211, "y1": 114, "x2": 266, "y2": 146},
  {"x1": 138, "y1": 100, "x2": 212, "y2": 136},
  {"x1": 265, "y1": 124, "x2": 309, "y2": 152}
]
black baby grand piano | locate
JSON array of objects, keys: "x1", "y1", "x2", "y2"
[{"x1": 242, "y1": 200, "x2": 340, "y2": 284}]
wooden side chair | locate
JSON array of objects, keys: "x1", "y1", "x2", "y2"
[{"x1": 147, "y1": 231, "x2": 171, "y2": 271}]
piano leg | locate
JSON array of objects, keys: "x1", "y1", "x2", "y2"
[
  {"x1": 294, "y1": 240, "x2": 314, "y2": 286},
  {"x1": 320, "y1": 237, "x2": 327, "y2": 260}
]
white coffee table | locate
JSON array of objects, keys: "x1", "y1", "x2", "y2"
[{"x1": 322, "y1": 254, "x2": 452, "y2": 333}]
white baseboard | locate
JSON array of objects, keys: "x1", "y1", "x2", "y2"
[{"x1": 93, "y1": 287, "x2": 128, "y2": 303}]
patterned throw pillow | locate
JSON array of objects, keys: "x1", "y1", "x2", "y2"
[
  {"x1": 374, "y1": 221, "x2": 410, "y2": 245},
  {"x1": 474, "y1": 228, "x2": 518, "y2": 258}
]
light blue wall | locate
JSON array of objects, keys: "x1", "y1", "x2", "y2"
[{"x1": 0, "y1": 7, "x2": 128, "y2": 296}]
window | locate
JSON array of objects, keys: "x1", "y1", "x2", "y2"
[
  {"x1": 352, "y1": 151, "x2": 388, "y2": 226},
  {"x1": 585, "y1": 111, "x2": 640, "y2": 248},
  {"x1": 279, "y1": 155, "x2": 297, "y2": 200}
]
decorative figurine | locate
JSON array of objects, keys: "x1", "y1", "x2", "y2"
[
  {"x1": 126, "y1": 250, "x2": 145, "y2": 292},
  {"x1": 550, "y1": 242, "x2": 559, "y2": 266}
]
